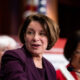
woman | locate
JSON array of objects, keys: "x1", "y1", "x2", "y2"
[
  {"x1": 56, "y1": 30, "x2": 80, "y2": 80},
  {"x1": 1, "y1": 13, "x2": 60, "y2": 80}
]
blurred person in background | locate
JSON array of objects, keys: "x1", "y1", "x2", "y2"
[
  {"x1": 0, "y1": 13, "x2": 60, "y2": 80},
  {"x1": 56, "y1": 30, "x2": 80, "y2": 80},
  {"x1": 0, "y1": 35, "x2": 18, "y2": 67}
]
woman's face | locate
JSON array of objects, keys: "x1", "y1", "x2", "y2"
[
  {"x1": 71, "y1": 43, "x2": 80, "y2": 70},
  {"x1": 24, "y1": 21, "x2": 48, "y2": 56}
]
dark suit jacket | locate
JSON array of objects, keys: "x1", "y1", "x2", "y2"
[{"x1": 0, "y1": 45, "x2": 56, "y2": 80}]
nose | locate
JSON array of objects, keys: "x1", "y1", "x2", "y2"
[{"x1": 33, "y1": 33, "x2": 39, "y2": 41}]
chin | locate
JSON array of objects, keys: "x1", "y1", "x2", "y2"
[
  {"x1": 31, "y1": 50, "x2": 42, "y2": 56},
  {"x1": 33, "y1": 51, "x2": 41, "y2": 54}
]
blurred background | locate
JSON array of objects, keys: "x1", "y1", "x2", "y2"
[
  {"x1": 0, "y1": 0, "x2": 80, "y2": 69},
  {"x1": 0, "y1": 0, "x2": 80, "y2": 37}
]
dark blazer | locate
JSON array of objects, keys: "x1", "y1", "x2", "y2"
[{"x1": 0, "y1": 45, "x2": 56, "y2": 80}]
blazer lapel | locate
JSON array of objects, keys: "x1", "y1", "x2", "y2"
[
  {"x1": 27, "y1": 57, "x2": 42, "y2": 80},
  {"x1": 20, "y1": 46, "x2": 41, "y2": 80},
  {"x1": 42, "y1": 57, "x2": 56, "y2": 80}
]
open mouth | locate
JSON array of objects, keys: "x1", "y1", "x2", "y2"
[{"x1": 31, "y1": 44, "x2": 41, "y2": 48}]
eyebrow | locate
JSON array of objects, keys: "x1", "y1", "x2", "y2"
[{"x1": 27, "y1": 28, "x2": 34, "y2": 31}]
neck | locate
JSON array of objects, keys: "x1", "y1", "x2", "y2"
[{"x1": 33, "y1": 56, "x2": 43, "y2": 69}]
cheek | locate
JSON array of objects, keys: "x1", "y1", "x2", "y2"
[
  {"x1": 77, "y1": 57, "x2": 80, "y2": 63},
  {"x1": 24, "y1": 35, "x2": 31, "y2": 44},
  {"x1": 73, "y1": 55, "x2": 80, "y2": 63},
  {"x1": 43, "y1": 38, "x2": 48, "y2": 47}
]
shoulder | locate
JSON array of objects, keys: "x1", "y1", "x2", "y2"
[
  {"x1": 56, "y1": 65, "x2": 75, "y2": 80},
  {"x1": 3, "y1": 47, "x2": 24, "y2": 58},
  {"x1": 1, "y1": 47, "x2": 27, "y2": 64},
  {"x1": 56, "y1": 69, "x2": 62, "y2": 75},
  {"x1": 56, "y1": 69, "x2": 66, "y2": 80}
]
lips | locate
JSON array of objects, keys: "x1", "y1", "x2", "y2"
[{"x1": 31, "y1": 44, "x2": 41, "y2": 48}]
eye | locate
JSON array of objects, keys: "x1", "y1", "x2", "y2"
[
  {"x1": 26, "y1": 31, "x2": 34, "y2": 35},
  {"x1": 40, "y1": 32, "x2": 47, "y2": 36}
]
